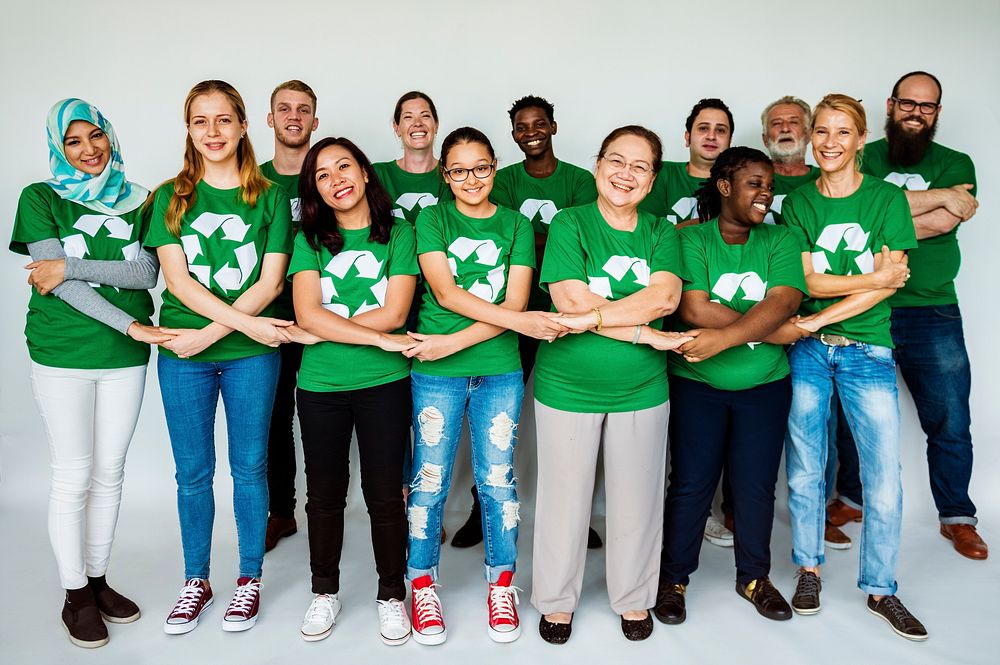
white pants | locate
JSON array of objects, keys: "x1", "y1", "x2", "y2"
[{"x1": 30, "y1": 362, "x2": 146, "y2": 589}]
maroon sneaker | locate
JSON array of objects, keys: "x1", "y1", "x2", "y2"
[
  {"x1": 163, "y1": 579, "x2": 213, "y2": 635},
  {"x1": 222, "y1": 577, "x2": 261, "y2": 632}
]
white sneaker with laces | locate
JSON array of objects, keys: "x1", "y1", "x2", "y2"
[
  {"x1": 376, "y1": 598, "x2": 411, "y2": 645},
  {"x1": 704, "y1": 515, "x2": 735, "y2": 547},
  {"x1": 300, "y1": 594, "x2": 341, "y2": 642}
]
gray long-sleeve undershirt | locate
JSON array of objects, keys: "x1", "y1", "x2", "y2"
[{"x1": 26, "y1": 238, "x2": 160, "y2": 335}]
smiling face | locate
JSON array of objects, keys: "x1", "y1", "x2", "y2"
[
  {"x1": 763, "y1": 103, "x2": 809, "y2": 163},
  {"x1": 187, "y1": 92, "x2": 247, "y2": 165},
  {"x1": 394, "y1": 98, "x2": 438, "y2": 152},
  {"x1": 511, "y1": 106, "x2": 556, "y2": 158},
  {"x1": 720, "y1": 161, "x2": 774, "y2": 226},
  {"x1": 63, "y1": 120, "x2": 111, "y2": 175},
  {"x1": 314, "y1": 144, "x2": 368, "y2": 214},
  {"x1": 268, "y1": 89, "x2": 317, "y2": 148},
  {"x1": 685, "y1": 108, "x2": 732, "y2": 164},
  {"x1": 887, "y1": 74, "x2": 940, "y2": 136},
  {"x1": 595, "y1": 134, "x2": 656, "y2": 210},
  {"x1": 811, "y1": 108, "x2": 865, "y2": 175},
  {"x1": 443, "y1": 140, "x2": 496, "y2": 209}
]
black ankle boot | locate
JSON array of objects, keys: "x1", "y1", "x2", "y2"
[
  {"x1": 89, "y1": 575, "x2": 141, "y2": 623},
  {"x1": 63, "y1": 585, "x2": 109, "y2": 648},
  {"x1": 451, "y1": 486, "x2": 483, "y2": 548}
]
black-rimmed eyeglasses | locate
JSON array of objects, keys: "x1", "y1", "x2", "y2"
[
  {"x1": 443, "y1": 163, "x2": 496, "y2": 182},
  {"x1": 891, "y1": 97, "x2": 940, "y2": 115}
]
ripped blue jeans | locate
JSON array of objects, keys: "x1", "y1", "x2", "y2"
[{"x1": 406, "y1": 370, "x2": 523, "y2": 583}]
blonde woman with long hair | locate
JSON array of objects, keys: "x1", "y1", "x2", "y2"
[{"x1": 145, "y1": 80, "x2": 309, "y2": 635}]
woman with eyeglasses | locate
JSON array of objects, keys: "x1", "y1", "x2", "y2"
[
  {"x1": 529, "y1": 125, "x2": 688, "y2": 644},
  {"x1": 782, "y1": 94, "x2": 927, "y2": 641},
  {"x1": 403, "y1": 127, "x2": 564, "y2": 645}
]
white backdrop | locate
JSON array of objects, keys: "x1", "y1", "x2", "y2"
[{"x1": 1, "y1": 2, "x2": 998, "y2": 663}]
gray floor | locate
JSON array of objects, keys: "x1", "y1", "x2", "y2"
[{"x1": 1, "y1": 385, "x2": 997, "y2": 665}]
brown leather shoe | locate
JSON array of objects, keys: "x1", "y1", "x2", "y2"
[
  {"x1": 824, "y1": 523, "x2": 852, "y2": 550},
  {"x1": 264, "y1": 515, "x2": 297, "y2": 552},
  {"x1": 940, "y1": 523, "x2": 988, "y2": 560},
  {"x1": 826, "y1": 499, "x2": 862, "y2": 526}
]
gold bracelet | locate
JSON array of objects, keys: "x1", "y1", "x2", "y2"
[{"x1": 592, "y1": 307, "x2": 603, "y2": 331}]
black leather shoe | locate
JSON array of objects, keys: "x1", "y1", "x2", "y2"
[
  {"x1": 89, "y1": 576, "x2": 140, "y2": 623},
  {"x1": 587, "y1": 527, "x2": 603, "y2": 549},
  {"x1": 791, "y1": 570, "x2": 822, "y2": 615},
  {"x1": 538, "y1": 614, "x2": 572, "y2": 644},
  {"x1": 867, "y1": 595, "x2": 928, "y2": 641},
  {"x1": 653, "y1": 583, "x2": 686, "y2": 624},
  {"x1": 62, "y1": 586, "x2": 109, "y2": 649},
  {"x1": 451, "y1": 486, "x2": 483, "y2": 548},
  {"x1": 621, "y1": 612, "x2": 653, "y2": 641},
  {"x1": 737, "y1": 577, "x2": 792, "y2": 621}
]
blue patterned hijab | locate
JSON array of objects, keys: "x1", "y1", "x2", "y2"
[{"x1": 45, "y1": 98, "x2": 148, "y2": 214}]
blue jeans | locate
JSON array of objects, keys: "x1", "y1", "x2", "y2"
[
  {"x1": 786, "y1": 336, "x2": 902, "y2": 596},
  {"x1": 824, "y1": 393, "x2": 863, "y2": 508},
  {"x1": 407, "y1": 370, "x2": 523, "y2": 583},
  {"x1": 158, "y1": 352, "x2": 280, "y2": 580}
]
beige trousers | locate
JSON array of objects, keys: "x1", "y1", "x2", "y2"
[{"x1": 530, "y1": 399, "x2": 669, "y2": 615}]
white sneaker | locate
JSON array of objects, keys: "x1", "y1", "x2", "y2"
[
  {"x1": 704, "y1": 515, "x2": 734, "y2": 547},
  {"x1": 377, "y1": 598, "x2": 411, "y2": 645},
  {"x1": 300, "y1": 594, "x2": 341, "y2": 642}
]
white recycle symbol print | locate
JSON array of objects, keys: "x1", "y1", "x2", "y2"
[
  {"x1": 588, "y1": 255, "x2": 650, "y2": 298},
  {"x1": 764, "y1": 194, "x2": 786, "y2": 225},
  {"x1": 811, "y1": 223, "x2": 872, "y2": 276},
  {"x1": 448, "y1": 237, "x2": 505, "y2": 302},
  {"x1": 711, "y1": 272, "x2": 768, "y2": 349},
  {"x1": 63, "y1": 214, "x2": 141, "y2": 290},
  {"x1": 519, "y1": 199, "x2": 559, "y2": 226},
  {"x1": 319, "y1": 250, "x2": 387, "y2": 317},
  {"x1": 666, "y1": 196, "x2": 698, "y2": 225},
  {"x1": 884, "y1": 172, "x2": 931, "y2": 191},
  {"x1": 181, "y1": 213, "x2": 258, "y2": 293},
  {"x1": 392, "y1": 192, "x2": 438, "y2": 219}
]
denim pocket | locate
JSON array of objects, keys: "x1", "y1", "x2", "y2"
[
  {"x1": 860, "y1": 343, "x2": 896, "y2": 367},
  {"x1": 929, "y1": 305, "x2": 962, "y2": 321}
]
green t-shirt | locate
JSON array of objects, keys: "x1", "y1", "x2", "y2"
[
  {"x1": 491, "y1": 159, "x2": 598, "y2": 310},
  {"x1": 414, "y1": 201, "x2": 535, "y2": 377},
  {"x1": 287, "y1": 221, "x2": 419, "y2": 391},
  {"x1": 767, "y1": 167, "x2": 821, "y2": 225},
  {"x1": 371, "y1": 160, "x2": 452, "y2": 225},
  {"x1": 669, "y1": 220, "x2": 807, "y2": 391},
  {"x1": 638, "y1": 160, "x2": 705, "y2": 223},
  {"x1": 145, "y1": 180, "x2": 294, "y2": 361},
  {"x1": 534, "y1": 203, "x2": 681, "y2": 412},
  {"x1": 10, "y1": 182, "x2": 154, "y2": 369},
  {"x1": 260, "y1": 160, "x2": 301, "y2": 319},
  {"x1": 862, "y1": 139, "x2": 976, "y2": 308},
  {"x1": 781, "y1": 175, "x2": 917, "y2": 347}
]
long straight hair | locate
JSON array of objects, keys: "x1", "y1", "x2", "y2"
[
  {"x1": 162, "y1": 80, "x2": 270, "y2": 236},
  {"x1": 299, "y1": 137, "x2": 394, "y2": 256}
]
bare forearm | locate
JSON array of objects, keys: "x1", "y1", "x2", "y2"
[
  {"x1": 717, "y1": 294, "x2": 801, "y2": 347},
  {"x1": 298, "y1": 306, "x2": 385, "y2": 346},
  {"x1": 913, "y1": 209, "x2": 962, "y2": 240},
  {"x1": 806, "y1": 271, "x2": 884, "y2": 298},
  {"x1": 807, "y1": 288, "x2": 895, "y2": 328},
  {"x1": 904, "y1": 188, "x2": 948, "y2": 216},
  {"x1": 679, "y1": 298, "x2": 741, "y2": 328}
]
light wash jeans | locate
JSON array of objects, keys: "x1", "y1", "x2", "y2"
[
  {"x1": 406, "y1": 370, "x2": 523, "y2": 583},
  {"x1": 158, "y1": 351, "x2": 280, "y2": 580},
  {"x1": 786, "y1": 336, "x2": 902, "y2": 596}
]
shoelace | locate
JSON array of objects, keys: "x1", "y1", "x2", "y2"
[
  {"x1": 170, "y1": 581, "x2": 206, "y2": 618},
  {"x1": 488, "y1": 584, "x2": 522, "y2": 623},
  {"x1": 227, "y1": 580, "x2": 261, "y2": 616},
  {"x1": 305, "y1": 595, "x2": 336, "y2": 624},
  {"x1": 413, "y1": 585, "x2": 444, "y2": 625},
  {"x1": 752, "y1": 578, "x2": 780, "y2": 602},
  {"x1": 879, "y1": 596, "x2": 914, "y2": 626},
  {"x1": 795, "y1": 571, "x2": 820, "y2": 595},
  {"x1": 377, "y1": 599, "x2": 407, "y2": 629}
]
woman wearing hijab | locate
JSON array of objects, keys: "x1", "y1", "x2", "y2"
[{"x1": 10, "y1": 98, "x2": 171, "y2": 648}]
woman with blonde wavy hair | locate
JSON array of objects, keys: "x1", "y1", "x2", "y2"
[{"x1": 145, "y1": 80, "x2": 311, "y2": 635}]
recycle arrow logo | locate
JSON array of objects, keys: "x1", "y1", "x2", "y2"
[
  {"x1": 711, "y1": 271, "x2": 768, "y2": 350},
  {"x1": 318, "y1": 250, "x2": 388, "y2": 316},
  {"x1": 392, "y1": 192, "x2": 439, "y2": 220},
  {"x1": 587, "y1": 255, "x2": 650, "y2": 299},
  {"x1": 884, "y1": 172, "x2": 931, "y2": 191},
  {"x1": 447, "y1": 237, "x2": 506, "y2": 302},
  {"x1": 812, "y1": 223, "x2": 874, "y2": 276},
  {"x1": 666, "y1": 196, "x2": 698, "y2": 225},
  {"x1": 61, "y1": 214, "x2": 141, "y2": 290},
  {"x1": 181, "y1": 212, "x2": 259, "y2": 292},
  {"x1": 519, "y1": 199, "x2": 559, "y2": 226},
  {"x1": 764, "y1": 194, "x2": 786, "y2": 225}
]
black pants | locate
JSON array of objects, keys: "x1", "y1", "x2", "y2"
[
  {"x1": 297, "y1": 378, "x2": 410, "y2": 600},
  {"x1": 517, "y1": 334, "x2": 541, "y2": 385},
  {"x1": 660, "y1": 376, "x2": 791, "y2": 586},
  {"x1": 267, "y1": 342, "x2": 303, "y2": 517}
]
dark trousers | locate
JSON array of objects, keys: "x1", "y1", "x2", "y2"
[
  {"x1": 518, "y1": 334, "x2": 541, "y2": 385},
  {"x1": 267, "y1": 342, "x2": 303, "y2": 517},
  {"x1": 297, "y1": 378, "x2": 410, "y2": 600},
  {"x1": 661, "y1": 376, "x2": 791, "y2": 585},
  {"x1": 833, "y1": 304, "x2": 977, "y2": 521}
]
